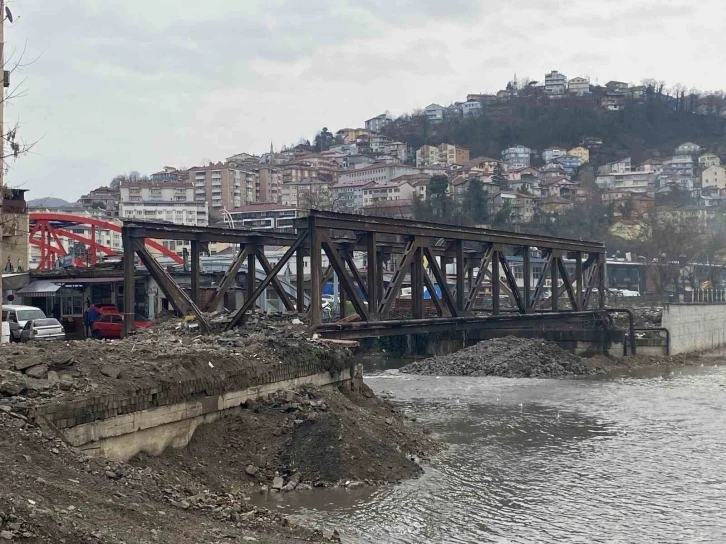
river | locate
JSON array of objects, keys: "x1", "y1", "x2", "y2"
[{"x1": 256, "y1": 355, "x2": 726, "y2": 543}]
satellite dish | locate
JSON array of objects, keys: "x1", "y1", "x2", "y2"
[{"x1": 5, "y1": 7, "x2": 12, "y2": 23}]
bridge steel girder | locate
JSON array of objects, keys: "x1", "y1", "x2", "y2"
[{"x1": 120, "y1": 212, "x2": 606, "y2": 336}]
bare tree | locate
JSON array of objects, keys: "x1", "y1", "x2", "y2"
[{"x1": 638, "y1": 209, "x2": 706, "y2": 295}]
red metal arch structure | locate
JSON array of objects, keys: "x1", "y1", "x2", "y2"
[{"x1": 29, "y1": 213, "x2": 184, "y2": 270}]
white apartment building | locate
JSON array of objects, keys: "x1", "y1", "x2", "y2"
[
  {"x1": 595, "y1": 172, "x2": 654, "y2": 193},
  {"x1": 338, "y1": 163, "x2": 421, "y2": 185},
  {"x1": 502, "y1": 145, "x2": 532, "y2": 169},
  {"x1": 120, "y1": 182, "x2": 208, "y2": 227},
  {"x1": 544, "y1": 70, "x2": 567, "y2": 97},
  {"x1": 568, "y1": 76, "x2": 590, "y2": 95},
  {"x1": 362, "y1": 180, "x2": 415, "y2": 206},
  {"x1": 542, "y1": 147, "x2": 567, "y2": 163},
  {"x1": 331, "y1": 180, "x2": 375, "y2": 212},
  {"x1": 365, "y1": 113, "x2": 393, "y2": 133},
  {"x1": 699, "y1": 153, "x2": 721, "y2": 168},
  {"x1": 424, "y1": 104, "x2": 445, "y2": 123},
  {"x1": 189, "y1": 163, "x2": 243, "y2": 218},
  {"x1": 702, "y1": 165, "x2": 726, "y2": 189},
  {"x1": 462, "y1": 100, "x2": 483, "y2": 117}
]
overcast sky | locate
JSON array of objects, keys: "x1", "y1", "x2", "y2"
[{"x1": 5, "y1": 0, "x2": 725, "y2": 201}]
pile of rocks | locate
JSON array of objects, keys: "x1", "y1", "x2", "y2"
[{"x1": 400, "y1": 336, "x2": 594, "y2": 378}]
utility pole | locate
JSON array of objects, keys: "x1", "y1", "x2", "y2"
[{"x1": 0, "y1": 0, "x2": 5, "y2": 336}]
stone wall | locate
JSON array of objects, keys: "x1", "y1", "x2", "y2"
[{"x1": 662, "y1": 303, "x2": 726, "y2": 354}]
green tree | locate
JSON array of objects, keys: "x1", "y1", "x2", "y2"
[
  {"x1": 427, "y1": 175, "x2": 454, "y2": 221},
  {"x1": 313, "y1": 127, "x2": 334, "y2": 152},
  {"x1": 463, "y1": 178, "x2": 488, "y2": 224},
  {"x1": 492, "y1": 163, "x2": 508, "y2": 186}
]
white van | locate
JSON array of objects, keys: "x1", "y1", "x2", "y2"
[{"x1": 1, "y1": 305, "x2": 48, "y2": 343}]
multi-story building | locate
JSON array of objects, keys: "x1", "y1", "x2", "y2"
[
  {"x1": 282, "y1": 156, "x2": 339, "y2": 185},
  {"x1": 489, "y1": 190, "x2": 535, "y2": 223},
  {"x1": 188, "y1": 163, "x2": 242, "y2": 218},
  {"x1": 567, "y1": 147, "x2": 590, "y2": 164},
  {"x1": 502, "y1": 145, "x2": 532, "y2": 169},
  {"x1": 702, "y1": 165, "x2": 726, "y2": 189},
  {"x1": 544, "y1": 70, "x2": 567, "y2": 97},
  {"x1": 462, "y1": 100, "x2": 483, "y2": 118},
  {"x1": 416, "y1": 145, "x2": 439, "y2": 167},
  {"x1": 424, "y1": 104, "x2": 445, "y2": 123},
  {"x1": 362, "y1": 179, "x2": 415, "y2": 206},
  {"x1": 675, "y1": 142, "x2": 702, "y2": 156},
  {"x1": 595, "y1": 171, "x2": 654, "y2": 194},
  {"x1": 335, "y1": 128, "x2": 369, "y2": 144},
  {"x1": 370, "y1": 134, "x2": 393, "y2": 153},
  {"x1": 602, "y1": 92, "x2": 625, "y2": 111},
  {"x1": 226, "y1": 203, "x2": 299, "y2": 231},
  {"x1": 598, "y1": 157, "x2": 632, "y2": 175},
  {"x1": 637, "y1": 159, "x2": 663, "y2": 173},
  {"x1": 338, "y1": 163, "x2": 421, "y2": 185},
  {"x1": 78, "y1": 186, "x2": 120, "y2": 218},
  {"x1": 662, "y1": 155, "x2": 695, "y2": 177},
  {"x1": 552, "y1": 155, "x2": 584, "y2": 177},
  {"x1": 542, "y1": 147, "x2": 567, "y2": 163},
  {"x1": 281, "y1": 179, "x2": 334, "y2": 210},
  {"x1": 365, "y1": 113, "x2": 393, "y2": 133},
  {"x1": 698, "y1": 153, "x2": 721, "y2": 168},
  {"x1": 119, "y1": 181, "x2": 209, "y2": 227},
  {"x1": 331, "y1": 180, "x2": 375, "y2": 212},
  {"x1": 568, "y1": 77, "x2": 590, "y2": 95},
  {"x1": 257, "y1": 166, "x2": 281, "y2": 204},
  {"x1": 415, "y1": 144, "x2": 469, "y2": 167},
  {"x1": 150, "y1": 167, "x2": 181, "y2": 183},
  {"x1": 606, "y1": 81, "x2": 629, "y2": 92}
]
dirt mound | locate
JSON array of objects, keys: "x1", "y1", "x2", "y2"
[
  {"x1": 132, "y1": 385, "x2": 437, "y2": 493},
  {"x1": 0, "y1": 405, "x2": 334, "y2": 543},
  {"x1": 400, "y1": 336, "x2": 593, "y2": 378}
]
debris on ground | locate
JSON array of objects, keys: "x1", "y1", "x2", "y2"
[
  {"x1": 0, "y1": 311, "x2": 347, "y2": 408},
  {"x1": 132, "y1": 385, "x2": 438, "y2": 492},
  {"x1": 400, "y1": 336, "x2": 593, "y2": 378}
]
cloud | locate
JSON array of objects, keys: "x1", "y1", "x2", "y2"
[{"x1": 4, "y1": 0, "x2": 726, "y2": 200}]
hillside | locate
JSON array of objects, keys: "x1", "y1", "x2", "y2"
[
  {"x1": 383, "y1": 91, "x2": 726, "y2": 167},
  {"x1": 26, "y1": 197, "x2": 71, "y2": 208}
]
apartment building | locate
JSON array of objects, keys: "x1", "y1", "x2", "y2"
[
  {"x1": 119, "y1": 181, "x2": 209, "y2": 227},
  {"x1": 416, "y1": 143, "x2": 469, "y2": 167},
  {"x1": 331, "y1": 180, "x2": 375, "y2": 212},
  {"x1": 365, "y1": 113, "x2": 393, "y2": 133},
  {"x1": 568, "y1": 77, "x2": 590, "y2": 95},
  {"x1": 702, "y1": 165, "x2": 726, "y2": 189},
  {"x1": 502, "y1": 145, "x2": 532, "y2": 169},
  {"x1": 258, "y1": 166, "x2": 282, "y2": 203},
  {"x1": 544, "y1": 70, "x2": 567, "y2": 97},
  {"x1": 567, "y1": 147, "x2": 590, "y2": 164},
  {"x1": 188, "y1": 163, "x2": 243, "y2": 218},
  {"x1": 338, "y1": 163, "x2": 420, "y2": 185},
  {"x1": 362, "y1": 179, "x2": 415, "y2": 206},
  {"x1": 78, "y1": 186, "x2": 120, "y2": 218},
  {"x1": 542, "y1": 147, "x2": 567, "y2": 163}
]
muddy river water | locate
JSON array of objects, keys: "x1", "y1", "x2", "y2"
[{"x1": 255, "y1": 355, "x2": 726, "y2": 543}]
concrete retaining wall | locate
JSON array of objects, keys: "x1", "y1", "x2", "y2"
[
  {"x1": 662, "y1": 303, "x2": 726, "y2": 354},
  {"x1": 64, "y1": 367, "x2": 357, "y2": 461},
  {"x1": 29, "y1": 357, "x2": 361, "y2": 461}
]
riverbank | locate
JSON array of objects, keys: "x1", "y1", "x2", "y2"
[{"x1": 0, "y1": 315, "x2": 438, "y2": 542}]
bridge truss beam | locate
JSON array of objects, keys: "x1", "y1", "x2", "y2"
[{"x1": 120, "y1": 211, "x2": 607, "y2": 338}]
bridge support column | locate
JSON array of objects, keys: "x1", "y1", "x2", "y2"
[
  {"x1": 122, "y1": 227, "x2": 135, "y2": 337},
  {"x1": 191, "y1": 240, "x2": 200, "y2": 307}
]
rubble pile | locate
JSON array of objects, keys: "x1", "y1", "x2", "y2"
[
  {"x1": 400, "y1": 336, "x2": 593, "y2": 378},
  {"x1": 0, "y1": 311, "x2": 346, "y2": 408},
  {"x1": 132, "y1": 385, "x2": 438, "y2": 492}
]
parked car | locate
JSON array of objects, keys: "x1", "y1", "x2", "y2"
[
  {"x1": 91, "y1": 304, "x2": 121, "y2": 315},
  {"x1": 91, "y1": 314, "x2": 153, "y2": 339},
  {"x1": 20, "y1": 318, "x2": 66, "y2": 342},
  {"x1": 1, "y1": 305, "x2": 48, "y2": 342}
]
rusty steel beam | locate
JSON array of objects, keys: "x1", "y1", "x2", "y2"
[
  {"x1": 204, "y1": 246, "x2": 248, "y2": 312},
  {"x1": 343, "y1": 252, "x2": 369, "y2": 301},
  {"x1": 296, "y1": 248, "x2": 305, "y2": 313},
  {"x1": 255, "y1": 248, "x2": 296, "y2": 312},
  {"x1": 367, "y1": 233, "x2": 378, "y2": 318},
  {"x1": 558, "y1": 257, "x2": 579, "y2": 311},
  {"x1": 465, "y1": 245, "x2": 494, "y2": 313},
  {"x1": 122, "y1": 226, "x2": 136, "y2": 337},
  {"x1": 320, "y1": 233, "x2": 370, "y2": 321},
  {"x1": 499, "y1": 252, "x2": 526, "y2": 314},
  {"x1": 411, "y1": 247, "x2": 425, "y2": 319},
  {"x1": 226, "y1": 230, "x2": 307, "y2": 330},
  {"x1": 295, "y1": 210, "x2": 605, "y2": 253},
  {"x1": 423, "y1": 247, "x2": 458, "y2": 317},
  {"x1": 531, "y1": 251, "x2": 553, "y2": 311},
  {"x1": 133, "y1": 240, "x2": 211, "y2": 333},
  {"x1": 422, "y1": 269, "x2": 443, "y2": 316},
  {"x1": 379, "y1": 237, "x2": 419, "y2": 318}
]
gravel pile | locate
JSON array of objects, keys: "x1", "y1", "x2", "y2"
[{"x1": 400, "y1": 336, "x2": 593, "y2": 378}]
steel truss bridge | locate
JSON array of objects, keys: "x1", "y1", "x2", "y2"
[{"x1": 120, "y1": 210, "x2": 609, "y2": 341}]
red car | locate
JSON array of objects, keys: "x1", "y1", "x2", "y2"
[
  {"x1": 91, "y1": 314, "x2": 153, "y2": 339},
  {"x1": 92, "y1": 304, "x2": 121, "y2": 316}
]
